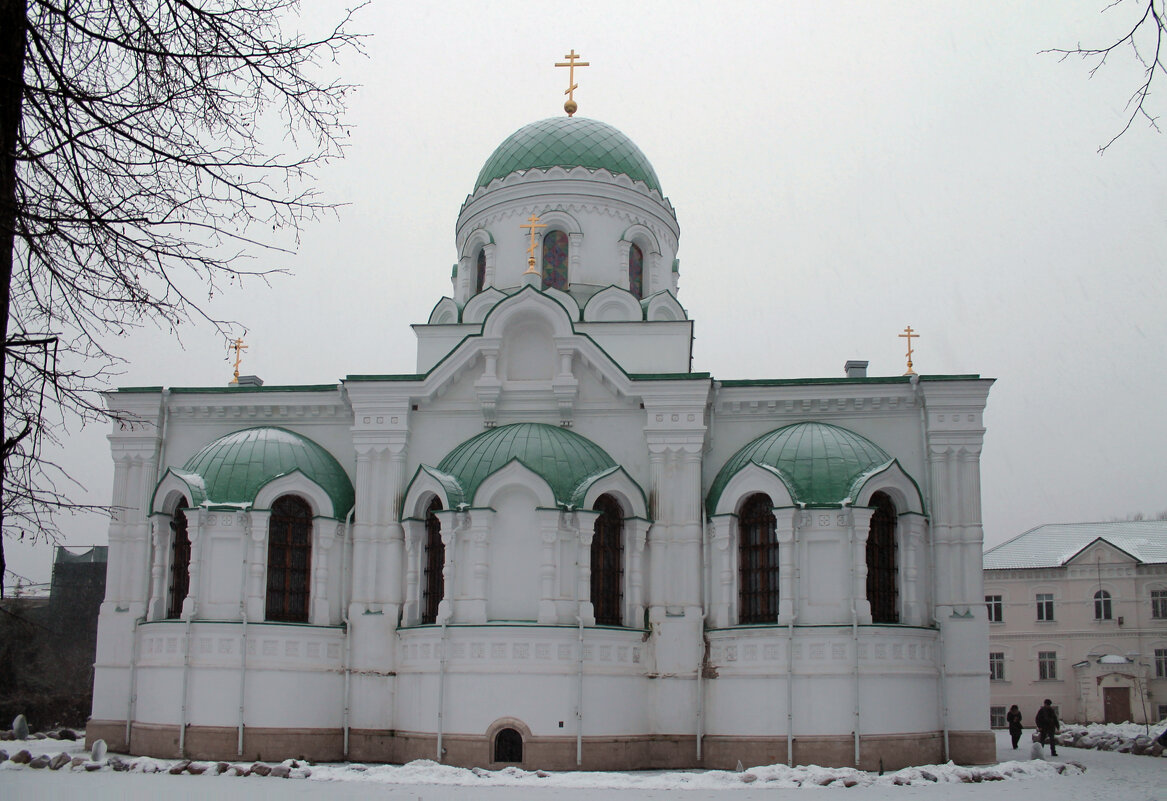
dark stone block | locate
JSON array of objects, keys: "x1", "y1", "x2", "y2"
[
  {"x1": 49, "y1": 752, "x2": 71, "y2": 770},
  {"x1": 11, "y1": 749, "x2": 32, "y2": 764},
  {"x1": 29, "y1": 755, "x2": 51, "y2": 768},
  {"x1": 269, "y1": 765, "x2": 291, "y2": 778},
  {"x1": 250, "y1": 762, "x2": 271, "y2": 776}
]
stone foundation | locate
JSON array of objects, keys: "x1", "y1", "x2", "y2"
[{"x1": 88, "y1": 721, "x2": 995, "y2": 770}]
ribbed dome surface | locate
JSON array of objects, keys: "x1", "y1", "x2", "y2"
[
  {"x1": 475, "y1": 117, "x2": 662, "y2": 193},
  {"x1": 181, "y1": 427, "x2": 354, "y2": 515},
  {"x1": 437, "y1": 422, "x2": 616, "y2": 506},
  {"x1": 707, "y1": 422, "x2": 892, "y2": 513}
]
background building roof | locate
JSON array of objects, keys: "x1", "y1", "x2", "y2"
[{"x1": 983, "y1": 520, "x2": 1167, "y2": 569}]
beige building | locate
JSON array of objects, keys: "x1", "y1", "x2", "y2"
[{"x1": 983, "y1": 521, "x2": 1167, "y2": 728}]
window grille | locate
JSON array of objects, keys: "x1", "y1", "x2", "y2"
[
  {"x1": 1151, "y1": 589, "x2": 1167, "y2": 619},
  {"x1": 475, "y1": 248, "x2": 486, "y2": 293},
  {"x1": 628, "y1": 243, "x2": 644, "y2": 299},
  {"x1": 422, "y1": 497, "x2": 444, "y2": 625},
  {"x1": 166, "y1": 502, "x2": 191, "y2": 619},
  {"x1": 738, "y1": 494, "x2": 778, "y2": 624},
  {"x1": 1155, "y1": 648, "x2": 1167, "y2": 679},
  {"x1": 542, "y1": 230, "x2": 569, "y2": 290},
  {"x1": 866, "y1": 492, "x2": 899, "y2": 623},
  {"x1": 990, "y1": 706, "x2": 1007, "y2": 729},
  {"x1": 591, "y1": 494, "x2": 624, "y2": 626},
  {"x1": 265, "y1": 495, "x2": 313, "y2": 623}
]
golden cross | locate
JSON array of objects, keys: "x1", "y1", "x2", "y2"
[
  {"x1": 555, "y1": 49, "x2": 590, "y2": 117},
  {"x1": 899, "y1": 326, "x2": 919, "y2": 375},
  {"x1": 229, "y1": 337, "x2": 248, "y2": 384},
  {"x1": 520, "y1": 214, "x2": 547, "y2": 274}
]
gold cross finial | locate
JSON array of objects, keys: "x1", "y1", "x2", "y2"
[
  {"x1": 555, "y1": 49, "x2": 590, "y2": 117},
  {"x1": 520, "y1": 214, "x2": 548, "y2": 274},
  {"x1": 899, "y1": 326, "x2": 919, "y2": 375},
  {"x1": 229, "y1": 337, "x2": 248, "y2": 384}
]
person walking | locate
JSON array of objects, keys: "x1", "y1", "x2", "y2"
[
  {"x1": 1035, "y1": 699, "x2": 1059, "y2": 756},
  {"x1": 1006, "y1": 704, "x2": 1024, "y2": 750}
]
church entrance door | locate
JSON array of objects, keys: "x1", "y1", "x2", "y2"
[{"x1": 1103, "y1": 687, "x2": 1130, "y2": 724}]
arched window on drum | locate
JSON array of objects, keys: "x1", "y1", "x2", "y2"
[{"x1": 542, "y1": 230, "x2": 569, "y2": 290}]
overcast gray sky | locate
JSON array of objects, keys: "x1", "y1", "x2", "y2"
[{"x1": 8, "y1": 1, "x2": 1166, "y2": 589}]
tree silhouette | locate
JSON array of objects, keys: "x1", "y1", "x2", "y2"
[{"x1": 0, "y1": 0, "x2": 364, "y2": 593}]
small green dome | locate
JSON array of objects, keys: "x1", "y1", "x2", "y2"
[
  {"x1": 707, "y1": 422, "x2": 892, "y2": 514},
  {"x1": 181, "y1": 427, "x2": 354, "y2": 516},
  {"x1": 475, "y1": 117, "x2": 662, "y2": 194},
  {"x1": 437, "y1": 422, "x2": 616, "y2": 507}
]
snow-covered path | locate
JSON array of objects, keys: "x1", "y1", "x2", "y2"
[{"x1": 2, "y1": 731, "x2": 1164, "y2": 801}]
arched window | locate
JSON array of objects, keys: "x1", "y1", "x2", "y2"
[
  {"x1": 494, "y1": 727, "x2": 523, "y2": 763},
  {"x1": 866, "y1": 492, "x2": 899, "y2": 624},
  {"x1": 421, "y1": 497, "x2": 444, "y2": 624},
  {"x1": 265, "y1": 495, "x2": 313, "y2": 623},
  {"x1": 628, "y1": 243, "x2": 644, "y2": 299},
  {"x1": 166, "y1": 501, "x2": 191, "y2": 619},
  {"x1": 475, "y1": 248, "x2": 486, "y2": 293},
  {"x1": 542, "y1": 230, "x2": 569, "y2": 290},
  {"x1": 591, "y1": 494, "x2": 624, "y2": 626},
  {"x1": 738, "y1": 493, "x2": 778, "y2": 624},
  {"x1": 1094, "y1": 589, "x2": 1113, "y2": 620}
]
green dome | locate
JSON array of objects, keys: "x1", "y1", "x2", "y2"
[
  {"x1": 181, "y1": 427, "x2": 354, "y2": 516},
  {"x1": 707, "y1": 422, "x2": 892, "y2": 514},
  {"x1": 437, "y1": 422, "x2": 617, "y2": 507},
  {"x1": 475, "y1": 117, "x2": 662, "y2": 194}
]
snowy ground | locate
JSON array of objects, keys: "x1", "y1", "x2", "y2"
[{"x1": 1, "y1": 728, "x2": 1164, "y2": 801}]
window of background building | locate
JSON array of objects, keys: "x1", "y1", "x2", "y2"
[
  {"x1": 1093, "y1": 589, "x2": 1113, "y2": 620},
  {"x1": 1038, "y1": 651, "x2": 1057, "y2": 680},
  {"x1": 986, "y1": 594, "x2": 1003, "y2": 623},
  {"x1": 1036, "y1": 593, "x2": 1055, "y2": 621},
  {"x1": 989, "y1": 652, "x2": 1005, "y2": 681},
  {"x1": 990, "y1": 706, "x2": 1007, "y2": 729},
  {"x1": 1155, "y1": 648, "x2": 1167, "y2": 679},
  {"x1": 1158, "y1": 704, "x2": 1167, "y2": 722},
  {"x1": 1152, "y1": 589, "x2": 1167, "y2": 619}
]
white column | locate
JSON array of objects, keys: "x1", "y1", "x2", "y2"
[
  {"x1": 708, "y1": 516, "x2": 735, "y2": 628},
  {"x1": 575, "y1": 510, "x2": 599, "y2": 626},
  {"x1": 850, "y1": 507, "x2": 875, "y2": 624},
  {"x1": 627, "y1": 519, "x2": 650, "y2": 628},
  {"x1": 180, "y1": 509, "x2": 205, "y2": 620},
  {"x1": 147, "y1": 516, "x2": 169, "y2": 621},
  {"x1": 312, "y1": 520, "x2": 338, "y2": 625},
  {"x1": 775, "y1": 508, "x2": 798, "y2": 623},
  {"x1": 538, "y1": 522, "x2": 559, "y2": 624},
  {"x1": 246, "y1": 510, "x2": 270, "y2": 621}
]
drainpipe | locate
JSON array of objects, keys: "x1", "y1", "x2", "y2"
[
  {"x1": 125, "y1": 614, "x2": 144, "y2": 749},
  {"x1": 576, "y1": 613, "x2": 586, "y2": 766},
  {"x1": 697, "y1": 519, "x2": 709, "y2": 762},
  {"x1": 787, "y1": 510, "x2": 800, "y2": 767},
  {"x1": 437, "y1": 616, "x2": 449, "y2": 762},
  {"x1": 847, "y1": 505, "x2": 860, "y2": 767},
  {"x1": 236, "y1": 512, "x2": 250, "y2": 756},
  {"x1": 340, "y1": 507, "x2": 355, "y2": 758},
  {"x1": 178, "y1": 612, "x2": 193, "y2": 757}
]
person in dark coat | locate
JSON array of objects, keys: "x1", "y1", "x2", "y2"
[
  {"x1": 1034, "y1": 698, "x2": 1059, "y2": 756},
  {"x1": 1006, "y1": 704, "x2": 1024, "y2": 749}
]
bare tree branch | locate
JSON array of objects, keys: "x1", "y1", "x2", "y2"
[{"x1": 1044, "y1": 0, "x2": 1167, "y2": 152}]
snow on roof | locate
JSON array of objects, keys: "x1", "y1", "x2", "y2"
[
  {"x1": 1097, "y1": 654, "x2": 1131, "y2": 664},
  {"x1": 983, "y1": 520, "x2": 1167, "y2": 570}
]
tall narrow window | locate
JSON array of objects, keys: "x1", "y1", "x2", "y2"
[
  {"x1": 542, "y1": 230, "x2": 569, "y2": 290},
  {"x1": 266, "y1": 495, "x2": 313, "y2": 623},
  {"x1": 421, "y1": 497, "x2": 444, "y2": 624},
  {"x1": 591, "y1": 494, "x2": 624, "y2": 626},
  {"x1": 1155, "y1": 648, "x2": 1167, "y2": 679},
  {"x1": 738, "y1": 493, "x2": 778, "y2": 624},
  {"x1": 866, "y1": 492, "x2": 899, "y2": 623},
  {"x1": 475, "y1": 248, "x2": 486, "y2": 293},
  {"x1": 990, "y1": 706, "x2": 1007, "y2": 728},
  {"x1": 166, "y1": 501, "x2": 191, "y2": 619},
  {"x1": 1094, "y1": 589, "x2": 1113, "y2": 620},
  {"x1": 628, "y1": 243, "x2": 644, "y2": 299}
]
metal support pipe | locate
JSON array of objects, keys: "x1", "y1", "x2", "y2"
[
  {"x1": 437, "y1": 617, "x2": 449, "y2": 762},
  {"x1": 576, "y1": 613, "x2": 585, "y2": 767},
  {"x1": 178, "y1": 614, "x2": 193, "y2": 757},
  {"x1": 125, "y1": 615, "x2": 144, "y2": 749},
  {"x1": 848, "y1": 505, "x2": 860, "y2": 766},
  {"x1": 341, "y1": 507, "x2": 355, "y2": 758},
  {"x1": 236, "y1": 518, "x2": 250, "y2": 756}
]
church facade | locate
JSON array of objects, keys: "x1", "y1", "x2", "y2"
[{"x1": 89, "y1": 114, "x2": 995, "y2": 770}]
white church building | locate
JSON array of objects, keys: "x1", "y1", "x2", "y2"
[{"x1": 90, "y1": 108, "x2": 996, "y2": 770}]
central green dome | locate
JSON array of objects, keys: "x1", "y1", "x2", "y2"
[
  {"x1": 437, "y1": 422, "x2": 617, "y2": 507},
  {"x1": 475, "y1": 117, "x2": 662, "y2": 194}
]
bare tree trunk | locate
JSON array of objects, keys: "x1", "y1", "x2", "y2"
[{"x1": 0, "y1": 0, "x2": 29, "y2": 595}]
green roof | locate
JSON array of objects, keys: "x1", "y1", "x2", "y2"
[
  {"x1": 707, "y1": 422, "x2": 892, "y2": 514},
  {"x1": 475, "y1": 117, "x2": 662, "y2": 194},
  {"x1": 436, "y1": 422, "x2": 617, "y2": 507},
  {"x1": 179, "y1": 427, "x2": 354, "y2": 517}
]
